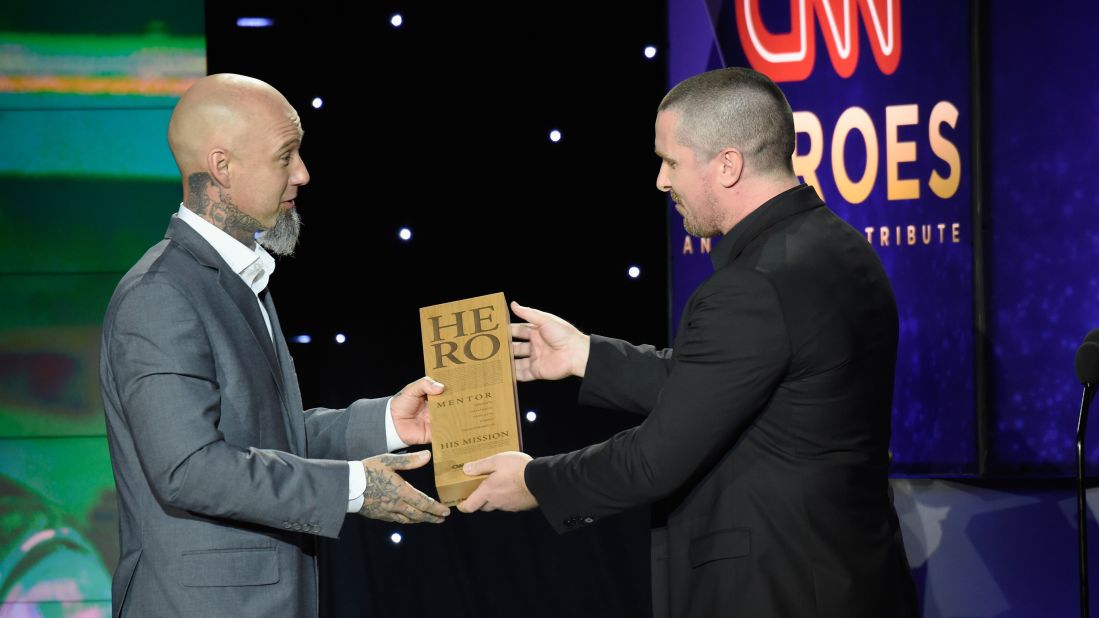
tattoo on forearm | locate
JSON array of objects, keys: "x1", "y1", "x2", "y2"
[{"x1": 183, "y1": 172, "x2": 263, "y2": 248}]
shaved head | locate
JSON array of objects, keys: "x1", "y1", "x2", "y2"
[
  {"x1": 168, "y1": 74, "x2": 309, "y2": 254},
  {"x1": 659, "y1": 67, "x2": 795, "y2": 178},
  {"x1": 169, "y1": 74, "x2": 285, "y2": 176}
]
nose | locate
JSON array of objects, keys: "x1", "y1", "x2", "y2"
[
  {"x1": 293, "y1": 155, "x2": 310, "y2": 187},
  {"x1": 655, "y1": 161, "x2": 671, "y2": 193}
]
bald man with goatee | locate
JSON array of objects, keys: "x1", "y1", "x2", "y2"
[{"x1": 100, "y1": 74, "x2": 450, "y2": 618}]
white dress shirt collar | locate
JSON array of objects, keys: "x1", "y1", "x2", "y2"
[{"x1": 176, "y1": 204, "x2": 276, "y2": 296}]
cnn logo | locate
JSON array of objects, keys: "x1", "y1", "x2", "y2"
[{"x1": 736, "y1": 0, "x2": 901, "y2": 82}]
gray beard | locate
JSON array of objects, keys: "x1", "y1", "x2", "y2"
[{"x1": 257, "y1": 208, "x2": 302, "y2": 257}]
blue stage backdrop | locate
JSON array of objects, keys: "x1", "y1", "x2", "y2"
[
  {"x1": 667, "y1": 0, "x2": 976, "y2": 474},
  {"x1": 985, "y1": 0, "x2": 1099, "y2": 475}
]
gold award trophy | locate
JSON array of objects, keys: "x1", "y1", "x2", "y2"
[{"x1": 419, "y1": 292, "x2": 522, "y2": 506}]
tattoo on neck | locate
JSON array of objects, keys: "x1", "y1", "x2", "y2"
[
  {"x1": 184, "y1": 172, "x2": 262, "y2": 248},
  {"x1": 185, "y1": 173, "x2": 212, "y2": 216}
]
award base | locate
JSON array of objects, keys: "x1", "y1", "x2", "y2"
[{"x1": 436, "y1": 476, "x2": 487, "y2": 507}]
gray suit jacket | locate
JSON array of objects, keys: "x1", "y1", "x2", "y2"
[{"x1": 100, "y1": 216, "x2": 388, "y2": 617}]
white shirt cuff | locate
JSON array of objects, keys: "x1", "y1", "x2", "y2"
[
  {"x1": 384, "y1": 397, "x2": 409, "y2": 452},
  {"x1": 348, "y1": 398, "x2": 409, "y2": 514},
  {"x1": 347, "y1": 460, "x2": 366, "y2": 513}
]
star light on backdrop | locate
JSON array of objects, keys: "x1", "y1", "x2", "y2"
[{"x1": 236, "y1": 17, "x2": 273, "y2": 28}]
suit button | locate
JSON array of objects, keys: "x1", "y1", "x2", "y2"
[
  {"x1": 563, "y1": 516, "x2": 578, "y2": 528},
  {"x1": 283, "y1": 521, "x2": 292, "y2": 529},
  {"x1": 583, "y1": 517, "x2": 594, "y2": 524}
]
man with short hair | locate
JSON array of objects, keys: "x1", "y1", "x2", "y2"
[
  {"x1": 460, "y1": 67, "x2": 918, "y2": 618},
  {"x1": 100, "y1": 73, "x2": 450, "y2": 617}
]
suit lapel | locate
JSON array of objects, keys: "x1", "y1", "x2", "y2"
[
  {"x1": 165, "y1": 217, "x2": 294, "y2": 447},
  {"x1": 261, "y1": 289, "x2": 307, "y2": 455},
  {"x1": 217, "y1": 268, "x2": 282, "y2": 381}
]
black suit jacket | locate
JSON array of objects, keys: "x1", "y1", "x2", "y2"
[{"x1": 525, "y1": 185, "x2": 918, "y2": 617}]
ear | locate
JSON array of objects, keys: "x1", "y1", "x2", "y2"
[
  {"x1": 208, "y1": 148, "x2": 231, "y2": 188},
  {"x1": 716, "y1": 148, "x2": 743, "y2": 188}
]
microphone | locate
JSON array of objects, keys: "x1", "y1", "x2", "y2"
[
  {"x1": 1076, "y1": 329, "x2": 1099, "y2": 387},
  {"x1": 1073, "y1": 328, "x2": 1099, "y2": 618}
]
